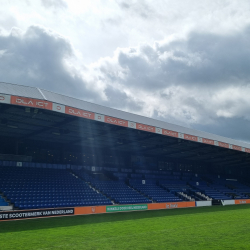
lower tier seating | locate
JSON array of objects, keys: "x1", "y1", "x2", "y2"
[
  {"x1": 90, "y1": 180, "x2": 152, "y2": 204},
  {"x1": 0, "y1": 166, "x2": 112, "y2": 210},
  {"x1": 129, "y1": 180, "x2": 183, "y2": 202},
  {"x1": 0, "y1": 196, "x2": 8, "y2": 206},
  {"x1": 1, "y1": 163, "x2": 250, "y2": 210}
]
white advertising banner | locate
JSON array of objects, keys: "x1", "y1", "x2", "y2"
[
  {"x1": 52, "y1": 103, "x2": 65, "y2": 113},
  {"x1": 196, "y1": 201, "x2": 212, "y2": 207},
  {"x1": 128, "y1": 121, "x2": 136, "y2": 129},
  {"x1": 0, "y1": 94, "x2": 11, "y2": 104},
  {"x1": 155, "y1": 128, "x2": 162, "y2": 134},
  {"x1": 221, "y1": 200, "x2": 235, "y2": 206},
  {"x1": 95, "y1": 113, "x2": 104, "y2": 122}
]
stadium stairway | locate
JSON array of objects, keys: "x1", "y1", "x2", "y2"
[
  {"x1": 159, "y1": 179, "x2": 200, "y2": 201},
  {"x1": 72, "y1": 170, "x2": 116, "y2": 205},
  {"x1": 129, "y1": 180, "x2": 183, "y2": 203},
  {"x1": 0, "y1": 195, "x2": 8, "y2": 206},
  {"x1": 189, "y1": 181, "x2": 232, "y2": 200},
  {"x1": 73, "y1": 169, "x2": 153, "y2": 205},
  {"x1": 200, "y1": 177, "x2": 249, "y2": 199},
  {"x1": 90, "y1": 180, "x2": 152, "y2": 205}
]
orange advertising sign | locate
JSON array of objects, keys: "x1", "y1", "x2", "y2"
[
  {"x1": 11, "y1": 96, "x2": 52, "y2": 110},
  {"x1": 162, "y1": 129, "x2": 178, "y2": 138},
  {"x1": 184, "y1": 134, "x2": 198, "y2": 142},
  {"x1": 147, "y1": 203, "x2": 166, "y2": 210},
  {"x1": 65, "y1": 106, "x2": 95, "y2": 120},
  {"x1": 202, "y1": 138, "x2": 214, "y2": 145},
  {"x1": 245, "y1": 148, "x2": 250, "y2": 153},
  {"x1": 136, "y1": 123, "x2": 156, "y2": 133},
  {"x1": 218, "y1": 142, "x2": 229, "y2": 148},
  {"x1": 232, "y1": 145, "x2": 242, "y2": 151},
  {"x1": 165, "y1": 201, "x2": 195, "y2": 209},
  {"x1": 235, "y1": 199, "x2": 250, "y2": 204},
  {"x1": 104, "y1": 116, "x2": 128, "y2": 127},
  {"x1": 74, "y1": 206, "x2": 106, "y2": 215},
  {"x1": 147, "y1": 201, "x2": 195, "y2": 210}
]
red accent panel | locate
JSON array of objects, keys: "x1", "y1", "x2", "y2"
[
  {"x1": 136, "y1": 123, "x2": 156, "y2": 133},
  {"x1": 184, "y1": 134, "x2": 198, "y2": 142},
  {"x1": 218, "y1": 142, "x2": 229, "y2": 148},
  {"x1": 202, "y1": 138, "x2": 214, "y2": 145},
  {"x1": 11, "y1": 96, "x2": 52, "y2": 110},
  {"x1": 235, "y1": 199, "x2": 250, "y2": 204},
  {"x1": 162, "y1": 129, "x2": 178, "y2": 138},
  {"x1": 65, "y1": 106, "x2": 95, "y2": 120},
  {"x1": 245, "y1": 148, "x2": 250, "y2": 153},
  {"x1": 232, "y1": 145, "x2": 242, "y2": 151},
  {"x1": 104, "y1": 116, "x2": 128, "y2": 127}
]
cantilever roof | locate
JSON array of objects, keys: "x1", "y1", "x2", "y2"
[{"x1": 0, "y1": 81, "x2": 250, "y2": 153}]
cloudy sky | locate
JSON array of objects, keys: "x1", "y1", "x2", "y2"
[{"x1": 1, "y1": 0, "x2": 250, "y2": 142}]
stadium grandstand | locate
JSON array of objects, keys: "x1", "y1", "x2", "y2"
[{"x1": 1, "y1": 81, "x2": 250, "y2": 219}]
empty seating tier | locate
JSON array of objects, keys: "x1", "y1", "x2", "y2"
[
  {"x1": 0, "y1": 196, "x2": 8, "y2": 206},
  {"x1": 129, "y1": 180, "x2": 183, "y2": 203},
  {"x1": 0, "y1": 166, "x2": 112, "y2": 210},
  {"x1": 90, "y1": 180, "x2": 152, "y2": 204}
]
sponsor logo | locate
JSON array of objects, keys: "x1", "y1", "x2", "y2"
[
  {"x1": 107, "y1": 118, "x2": 124, "y2": 125},
  {"x1": 202, "y1": 138, "x2": 214, "y2": 145},
  {"x1": 166, "y1": 203, "x2": 178, "y2": 209},
  {"x1": 232, "y1": 145, "x2": 241, "y2": 151},
  {"x1": 91, "y1": 207, "x2": 96, "y2": 213},
  {"x1": 105, "y1": 117, "x2": 128, "y2": 127},
  {"x1": 68, "y1": 108, "x2": 92, "y2": 118},
  {"x1": 15, "y1": 98, "x2": 50, "y2": 108},
  {"x1": 245, "y1": 148, "x2": 250, "y2": 153},
  {"x1": 239, "y1": 200, "x2": 246, "y2": 204},
  {"x1": 218, "y1": 142, "x2": 229, "y2": 148},
  {"x1": 106, "y1": 204, "x2": 148, "y2": 212},
  {"x1": 162, "y1": 129, "x2": 178, "y2": 137},
  {"x1": 184, "y1": 134, "x2": 197, "y2": 141},
  {"x1": 0, "y1": 96, "x2": 5, "y2": 101},
  {"x1": 97, "y1": 115, "x2": 102, "y2": 120},
  {"x1": 0, "y1": 208, "x2": 74, "y2": 221},
  {"x1": 56, "y1": 106, "x2": 61, "y2": 110},
  {"x1": 137, "y1": 124, "x2": 155, "y2": 132}
]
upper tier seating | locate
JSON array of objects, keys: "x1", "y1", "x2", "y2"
[{"x1": 0, "y1": 166, "x2": 112, "y2": 210}]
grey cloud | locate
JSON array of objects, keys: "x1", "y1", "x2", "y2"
[
  {"x1": 116, "y1": 0, "x2": 156, "y2": 19},
  {"x1": 41, "y1": 0, "x2": 67, "y2": 9},
  {"x1": 102, "y1": 86, "x2": 143, "y2": 112},
  {"x1": 2, "y1": 23, "x2": 250, "y2": 143},
  {"x1": 0, "y1": 15, "x2": 18, "y2": 32},
  {"x1": 92, "y1": 24, "x2": 250, "y2": 141},
  {"x1": 193, "y1": 117, "x2": 250, "y2": 144},
  {"x1": 0, "y1": 26, "x2": 99, "y2": 101},
  {"x1": 99, "y1": 26, "x2": 250, "y2": 92}
]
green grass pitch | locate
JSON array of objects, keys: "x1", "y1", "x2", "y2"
[{"x1": 1, "y1": 205, "x2": 250, "y2": 250}]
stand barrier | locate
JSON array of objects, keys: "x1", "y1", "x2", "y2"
[{"x1": 1, "y1": 199, "x2": 250, "y2": 221}]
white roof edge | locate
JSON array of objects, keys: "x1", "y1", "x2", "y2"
[{"x1": 1, "y1": 81, "x2": 250, "y2": 149}]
